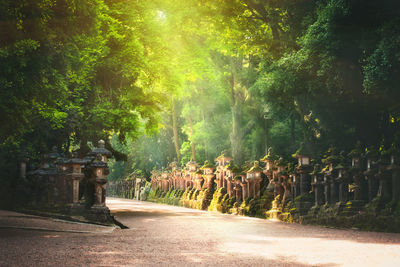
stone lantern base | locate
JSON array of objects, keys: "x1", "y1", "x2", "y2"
[
  {"x1": 307, "y1": 205, "x2": 321, "y2": 217},
  {"x1": 88, "y1": 204, "x2": 113, "y2": 223},
  {"x1": 341, "y1": 200, "x2": 365, "y2": 216},
  {"x1": 69, "y1": 203, "x2": 86, "y2": 215}
]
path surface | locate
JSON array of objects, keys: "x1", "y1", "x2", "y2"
[{"x1": 1, "y1": 198, "x2": 400, "y2": 266}]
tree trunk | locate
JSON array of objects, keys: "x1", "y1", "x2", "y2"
[
  {"x1": 172, "y1": 99, "x2": 181, "y2": 162},
  {"x1": 188, "y1": 116, "x2": 196, "y2": 161},
  {"x1": 229, "y1": 69, "x2": 244, "y2": 164}
]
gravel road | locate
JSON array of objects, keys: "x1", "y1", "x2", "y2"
[{"x1": 1, "y1": 198, "x2": 400, "y2": 266}]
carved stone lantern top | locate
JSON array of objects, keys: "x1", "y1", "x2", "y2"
[
  {"x1": 201, "y1": 160, "x2": 216, "y2": 175},
  {"x1": 215, "y1": 152, "x2": 232, "y2": 167},
  {"x1": 293, "y1": 143, "x2": 313, "y2": 166},
  {"x1": 246, "y1": 161, "x2": 263, "y2": 179},
  {"x1": 186, "y1": 160, "x2": 198, "y2": 172},
  {"x1": 88, "y1": 140, "x2": 112, "y2": 162}
]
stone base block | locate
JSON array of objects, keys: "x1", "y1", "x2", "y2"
[
  {"x1": 295, "y1": 201, "x2": 313, "y2": 216},
  {"x1": 69, "y1": 203, "x2": 86, "y2": 215},
  {"x1": 307, "y1": 205, "x2": 320, "y2": 217},
  {"x1": 342, "y1": 200, "x2": 365, "y2": 216},
  {"x1": 88, "y1": 205, "x2": 113, "y2": 223}
]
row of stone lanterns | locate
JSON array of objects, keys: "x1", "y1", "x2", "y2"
[
  {"x1": 150, "y1": 153, "x2": 265, "y2": 203},
  {"x1": 25, "y1": 140, "x2": 113, "y2": 222},
  {"x1": 150, "y1": 143, "x2": 400, "y2": 218}
]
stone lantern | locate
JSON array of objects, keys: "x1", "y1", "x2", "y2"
[
  {"x1": 347, "y1": 144, "x2": 365, "y2": 203},
  {"x1": 215, "y1": 152, "x2": 233, "y2": 188},
  {"x1": 273, "y1": 158, "x2": 286, "y2": 199},
  {"x1": 56, "y1": 156, "x2": 70, "y2": 204},
  {"x1": 175, "y1": 168, "x2": 183, "y2": 189},
  {"x1": 233, "y1": 176, "x2": 243, "y2": 202},
  {"x1": 215, "y1": 152, "x2": 232, "y2": 169},
  {"x1": 201, "y1": 161, "x2": 216, "y2": 190},
  {"x1": 334, "y1": 158, "x2": 349, "y2": 209},
  {"x1": 310, "y1": 164, "x2": 324, "y2": 208},
  {"x1": 45, "y1": 147, "x2": 61, "y2": 205},
  {"x1": 18, "y1": 149, "x2": 30, "y2": 179},
  {"x1": 375, "y1": 151, "x2": 391, "y2": 200},
  {"x1": 225, "y1": 162, "x2": 240, "y2": 198},
  {"x1": 246, "y1": 161, "x2": 263, "y2": 199},
  {"x1": 195, "y1": 170, "x2": 204, "y2": 190},
  {"x1": 186, "y1": 160, "x2": 198, "y2": 188},
  {"x1": 293, "y1": 144, "x2": 313, "y2": 196},
  {"x1": 261, "y1": 148, "x2": 276, "y2": 189},
  {"x1": 88, "y1": 140, "x2": 112, "y2": 163},
  {"x1": 321, "y1": 147, "x2": 340, "y2": 205},
  {"x1": 290, "y1": 173, "x2": 299, "y2": 200},
  {"x1": 297, "y1": 154, "x2": 310, "y2": 167},
  {"x1": 364, "y1": 147, "x2": 378, "y2": 202},
  {"x1": 66, "y1": 152, "x2": 86, "y2": 207},
  {"x1": 89, "y1": 154, "x2": 109, "y2": 207},
  {"x1": 161, "y1": 168, "x2": 169, "y2": 192},
  {"x1": 214, "y1": 169, "x2": 223, "y2": 189},
  {"x1": 187, "y1": 160, "x2": 198, "y2": 172},
  {"x1": 169, "y1": 161, "x2": 178, "y2": 171},
  {"x1": 387, "y1": 145, "x2": 400, "y2": 202}
]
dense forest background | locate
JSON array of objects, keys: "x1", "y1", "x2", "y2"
[{"x1": 1, "y1": 0, "x2": 400, "y2": 203}]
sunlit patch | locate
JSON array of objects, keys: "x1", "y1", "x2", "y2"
[{"x1": 157, "y1": 10, "x2": 166, "y2": 21}]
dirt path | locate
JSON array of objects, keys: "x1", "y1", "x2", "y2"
[{"x1": 1, "y1": 198, "x2": 400, "y2": 266}]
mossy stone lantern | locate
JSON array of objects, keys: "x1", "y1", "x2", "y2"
[
  {"x1": 89, "y1": 154, "x2": 109, "y2": 206},
  {"x1": 387, "y1": 145, "x2": 400, "y2": 202},
  {"x1": 195, "y1": 170, "x2": 204, "y2": 190},
  {"x1": 233, "y1": 176, "x2": 243, "y2": 202},
  {"x1": 272, "y1": 158, "x2": 286, "y2": 198},
  {"x1": 294, "y1": 144, "x2": 312, "y2": 167},
  {"x1": 364, "y1": 147, "x2": 379, "y2": 202},
  {"x1": 169, "y1": 161, "x2": 178, "y2": 171},
  {"x1": 161, "y1": 168, "x2": 169, "y2": 192},
  {"x1": 187, "y1": 160, "x2": 198, "y2": 172},
  {"x1": 201, "y1": 160, "x2": 216, "y2": 190},
  {"x1": 335, "y1": 159, "x2": 348, "y2": 205},
  {"x1": 311, "y1": 164, "x2": 324, "y2": 206},
  {"x1": 246, "y1": 161, "x2": 264, "y2": 199},
  {"x1": 261, "y1": 147, "x2": 276, "y2": 171},
  {"x1": 89, "y1": 140, "x2": 112, "y2": 163},
  {"x1": 215, "y1": 152, "x2": 232, "y2": 168},
  {"x1": 347, "y1": 144, "x2": 364, "y2": 203},
  {"x1": 225, "y1": 162, "x2": 240, "y2": 197},
  {"x1": 348, "y1": 143, "x2": 362, "y2": 169}
]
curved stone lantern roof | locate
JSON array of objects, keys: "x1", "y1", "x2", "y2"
[
  {"x1": 88, "y1": 140, "x2": 112, "y2": 157},
  {"x1": 247, "y1": 161, "x2": 263, "y2": 173},
  {"x1": 201, "y1": 160, "x2": 216, "y2": 169}
]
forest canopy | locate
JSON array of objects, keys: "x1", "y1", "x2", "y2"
[{"x1": 1, "y1": 0, "x2": 400, "y2": 184}]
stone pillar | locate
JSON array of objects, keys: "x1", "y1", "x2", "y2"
[
  {"x1": 246, "y1": 180, "x2": 254, "y2": 198},
  {"x1": 364, "y1": 169, "x2": 378, "y2": 202},
  {"x1": 337, "y1": 176, "x2": 348, "y2": 204},
  {"x1": 241, "y1": 181, "x2": 248, "y2": 200},
  {"x1": 255, "y1": 178, "x2": 262, "y2": 199},
  {"x1": 323, "y1": 174, "x2": 331, "y2": 205},
  {"x1": 312, "y1": 175, "x2": 324, "y2": 206},
  {"x1": 299, "y1": 172, "x2": 311, "y2": 195},
  {"x1": 388, "y1": 162, "x2": 400, "y2": 202},
  {"x1": 376, "y1": 169, "x2": 391, "y2": 200},
  {"x1": 330, "y1": 176, "x2": 339, "y2": 204},
  {"x1": 90, "y1": 154, "x2": 109, "y2": 207},
  {"x1": 234, "y1": 182, "x2": 242, "y2": 202}
]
